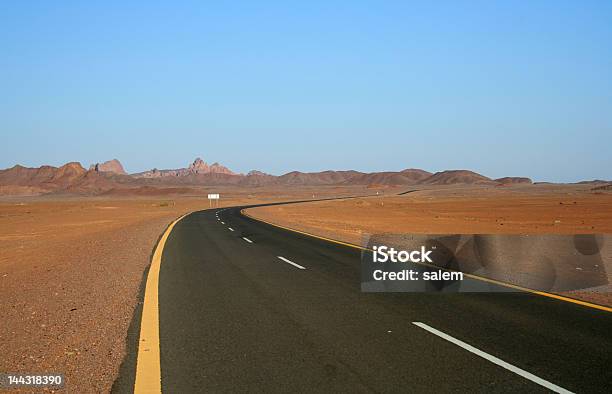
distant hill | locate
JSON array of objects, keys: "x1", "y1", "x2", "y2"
[
  {"x1": 276, "y1": 170, "x2": 363, "y2": 185},
  {"x1": 419, "y1": 170, "x2": 495, "y2": 185},
  {"x1": 495, "y1": 177, "x2": 533, "y2": 185},
  {"x1": 0, "y1": 158, "x2": 543, "y2": 196},
  {"x1": 577, "y1": 179, "x2": 610, "y2": 185},
  {"x1": 0, "y1": 162, "x2": 126, "y2": 195},
  {"x1": 343, "y1": 170, "x2": 431, "y2": 186},
  {"x1": 240, "y1": 170, "x2": 276, "y2": 186},
  {"x1": 592, "y1": 183, "x2": 612, "y2": 191},
  {"x1": 247, "y1": 170, "x2": 270, "y2": 177},
  {"x1": 0, "y1": 163, "x2": 82, "y2": 186},
  {"x1": 401, "y1": 168, "x2": 434, "y2": 182}
]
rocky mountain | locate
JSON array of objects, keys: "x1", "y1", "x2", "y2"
[
  {"x1": 188, "y1": 157, "x2": 210, "y2": 174},
  {"x1": 188, "y1": 158, "x2": 234, "y2": 175},
  {"x1": 133, "y1": 158, "x2": 235, "y2": 178},
  {"x1": 89, "y1": 159, "x2": 127, "y2": 175}
]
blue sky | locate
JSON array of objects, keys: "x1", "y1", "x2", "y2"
[{"x1": 1, "y1": 1, "x2": 610, "y2": 182}]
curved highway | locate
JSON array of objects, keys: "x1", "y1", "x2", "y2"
[{"x1": 114, "y1": 204, "x2": 612, "y2": 393}]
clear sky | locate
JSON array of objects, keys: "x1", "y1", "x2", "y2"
[{"x1": 1, "y1": 1, "x2": 611, "y2": 182}]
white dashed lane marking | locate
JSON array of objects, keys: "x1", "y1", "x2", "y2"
[
  {"x1": 277, "y1": 256, "x2": 306, "y2": 270},
  {"x1": 412, "y1": 322, "x2": 573, "y2": 394}
]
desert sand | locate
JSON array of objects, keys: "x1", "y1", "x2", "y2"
[{"x1": 247, "y1": 184, "x2": 612, "y2": 242}]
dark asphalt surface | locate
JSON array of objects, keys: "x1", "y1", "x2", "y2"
[{"x1": 116, "y1": 204, "x2": 612, "y2": 393}]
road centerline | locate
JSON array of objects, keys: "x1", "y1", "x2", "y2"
[
  {"x1": 242, "y1": 237, "x2": 253, "y2": 243},
  {"x1": 412, "y1": 322, "x2": 573, "y2": 394}
]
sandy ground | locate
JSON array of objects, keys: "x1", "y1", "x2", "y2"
[
  {"x1": 0, "y1": 187, "x2": 363, "y2": 393},
  {"x1": 247, "y1": 185, "x2": 612, "y2": 242},
  {"x1": 246, "y1": 184, "x2": 612, "y2": 306}
]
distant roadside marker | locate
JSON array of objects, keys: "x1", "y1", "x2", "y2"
[{"x1": 208, "y1": 193, "x2": 220, "y2": 208}]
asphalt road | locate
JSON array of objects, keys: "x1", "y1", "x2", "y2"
[{"x1": 115, "y1": 204, "x2": 612, "y2": 393}]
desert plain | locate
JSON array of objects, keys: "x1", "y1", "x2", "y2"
[{"x1": 247, "y1": 183, "x2": 612, "y2": 241}]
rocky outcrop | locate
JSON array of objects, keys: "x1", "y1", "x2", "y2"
[
  {"x1": 89, "y1": 159, "x2": 127, "y2": 175},
  {"x1": 247, "y1": 170, "x2": 269, "y2": 176},
  {"x1": 188, "y1": 158, "x2": 209, "y2": 174},
  {"x1": 208, "y1": 162, "x2": 234, "y2": 175},
  {"x1": 133, "y1": 157, "x2": 235, "y2": 178}
]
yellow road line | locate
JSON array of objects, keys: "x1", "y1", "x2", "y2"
[
  {"x1": 241, "y1": 209, "x2": 611, "y2": 313},
  {"x1": 135, "y1": 213, "x2": 189, "y2": 394}
]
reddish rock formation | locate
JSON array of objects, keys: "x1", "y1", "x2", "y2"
[
  {"x1": 89, "y1": 159, "x2": 127, "y2": 175},
  {"x1": 133, "y1": 157, "x2": 235, "y2": 178}
]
